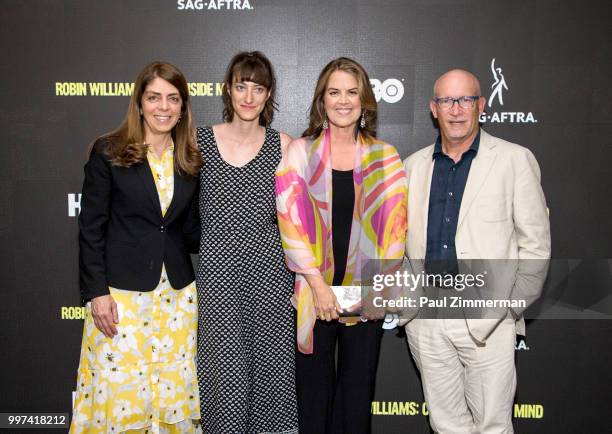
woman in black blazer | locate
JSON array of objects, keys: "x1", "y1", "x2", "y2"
[{"x1": 70, "y1": 62, "x2": 203, "y2": 434}]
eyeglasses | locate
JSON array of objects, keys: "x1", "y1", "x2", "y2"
[{"x1": 433, "y1": 96, "x2": 480, "y2": 110}]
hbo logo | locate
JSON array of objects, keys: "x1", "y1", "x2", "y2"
[{"x1": 370, "y1": 78, "x2": 404, "y2": 103}]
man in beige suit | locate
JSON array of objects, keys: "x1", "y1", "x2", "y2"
[{"x1": 403, "y1": 69, "x2": 550, "y2": 433}]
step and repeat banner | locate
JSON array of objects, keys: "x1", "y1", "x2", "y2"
[{"x1": 1, "y1": 1, "x2": 611, "y2": 432}]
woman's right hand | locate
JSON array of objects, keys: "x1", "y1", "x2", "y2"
[
  {"x1": 91, "y1": 294, "x2": 119, "y2": 338},
  {"x1": 305, "y1": 275, "x2": 342, "y2": 321}
]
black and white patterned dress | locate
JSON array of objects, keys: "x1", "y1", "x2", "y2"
[{"x1": 195, "y1": 126, "x2": 298, "y2": 434}]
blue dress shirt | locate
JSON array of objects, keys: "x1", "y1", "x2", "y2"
[{"x1": 425, "y1": 131, "x2": 480, "y2": 275}]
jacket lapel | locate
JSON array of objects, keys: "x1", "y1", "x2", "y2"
[
  {"x1": 412, "y1": 147, "x2": 435, "y2": 259},
  {"x1": 136, "y1": 161, "x2": 163, "y2": 219},
  {"x1": 457, "y1": 130, "x2": 497, "y2": 230},
  {"x1": 164, "y1": 169, "x2": 187, "y2": 223}
]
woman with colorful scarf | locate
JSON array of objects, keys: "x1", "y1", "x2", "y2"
[{"x1": 276, "y1": 57, "x2": 407, "y2": 434}]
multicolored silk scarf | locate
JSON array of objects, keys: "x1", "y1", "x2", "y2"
[{"x1": 275, "y1": 129, "x2": 407, "y2": 354}]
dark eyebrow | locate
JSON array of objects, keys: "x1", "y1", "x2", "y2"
[
  {"x1": 235, "y1": 82, "x2": 265, "y2": 88},
  {"x1": 144, "y1": 90, "x2": 180, "y2": 97}
]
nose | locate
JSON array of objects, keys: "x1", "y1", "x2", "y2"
[
  {"x1": 339, "y1": 91, "x2": 349, "y2": 104},
  {"x1": 159, "y1": 97, "x2": 169, "y2": 111},
  {"x1": 245, "y1": 87, "x2": 253, "y2": 103},
  {"x1": 449, "y1": 100, "x2": 462, "y2": 115}
]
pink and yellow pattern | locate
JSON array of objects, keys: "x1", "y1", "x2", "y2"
[{"x1": 275, "y1": 129, "x2": 407, "y2": 354}]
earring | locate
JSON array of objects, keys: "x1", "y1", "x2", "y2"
[
  {"x1": 139, "y1": 108, "x2": 143, "y2": 116},
  {"x1": 360, "y1": 110, "x2": 366, "y2": 129},
  {"x1": 177, "y1": 116, "x2": 182, "y2": 124},
  {"x1": 322, "y1": 118, "x2": 328, "y2": 130}
]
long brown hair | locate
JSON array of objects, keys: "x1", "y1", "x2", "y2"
[
  {"x1": 102, "y1": 61, "x2": 201, "y2": 178},
  {"x1": 221, "y1": 51, "x2": 278, "y2": 127},
  {"x1": 302, "y1": 57, "x2": 377, "y2": 140}
]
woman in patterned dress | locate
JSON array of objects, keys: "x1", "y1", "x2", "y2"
[
  {"x1": 71, "y1": 61, "x2": 202, "y2": 434},
  {"x1": 275, "y1": 57, "x2": 408, "y2": 434},
  {"x1": 195, "y1": 51, "x2": 298, "y2": 433}
]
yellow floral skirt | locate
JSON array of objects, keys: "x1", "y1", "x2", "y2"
[{"x1": 70, "y1": 271, "x2": 201, "y2": 434}]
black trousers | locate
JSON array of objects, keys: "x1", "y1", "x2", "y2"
[{"x1": 296, "y1": 319, "x2": 384, "y2": 434}]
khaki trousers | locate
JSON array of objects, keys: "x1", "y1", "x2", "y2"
[{"x1": 406, "y1": 318, "x2": 516, "y2": 434}]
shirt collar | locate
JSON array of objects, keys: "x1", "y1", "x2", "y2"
[
  {"x1": 433, "y1": 130, "x2": 480, "y2": 160},
  {"x1": 147, "y1": 141, "x2": 175, "y2": 157}
]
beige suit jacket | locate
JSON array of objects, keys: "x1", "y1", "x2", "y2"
[{"x1": 403, "y1": 129, "x2": 551, "y2": 341}]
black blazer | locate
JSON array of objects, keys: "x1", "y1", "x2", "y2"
[{"x1": 78, "y1": 138, "x2": 200, "y2": 302}]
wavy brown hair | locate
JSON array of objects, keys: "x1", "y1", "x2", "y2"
[
  {"x1": 102, "y1": 61, "x2": 201, "y2": 178},
  {"x1": 302, "y1": 57, "x2": 378, "y2": 140},
  {"x1": 222, "y1": 51, "x2": 278, "y2": 127}
]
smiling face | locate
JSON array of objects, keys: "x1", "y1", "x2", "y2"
[
  {"x1": 140, "y1": 77, "x2": 182, "y2": 141},
  {"x1": 228, "y1": 79, "x2": 270, "y2": 123},
  {"x1": 430, "y1": 70, "x2": 485, "y2": 147},
  {"x1": 323, "y1": 70, "x2": 362, "y2": 132}
]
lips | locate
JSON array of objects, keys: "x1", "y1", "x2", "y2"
[
  {"x1": 154, "y1": 115, "x2": 173, "y2": 123},
  {"x1": 335, "y1": 108, "x2": 353, "y2": 115}
]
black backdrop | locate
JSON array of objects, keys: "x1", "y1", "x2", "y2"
[{"x1": 1, "y1": 1, "x2": 611, "y2": 432}]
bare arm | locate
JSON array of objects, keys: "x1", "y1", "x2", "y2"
[{"x1": 280, "y1": 132, "x2": 294, "y2": 155}]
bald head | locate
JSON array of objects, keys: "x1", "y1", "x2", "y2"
[
  {"x1": 433, "y1": 69, "x2": 481, "y2": 98},
  {"x1": 430, "y1": 69, "x2": 485, "y2": 148}
]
